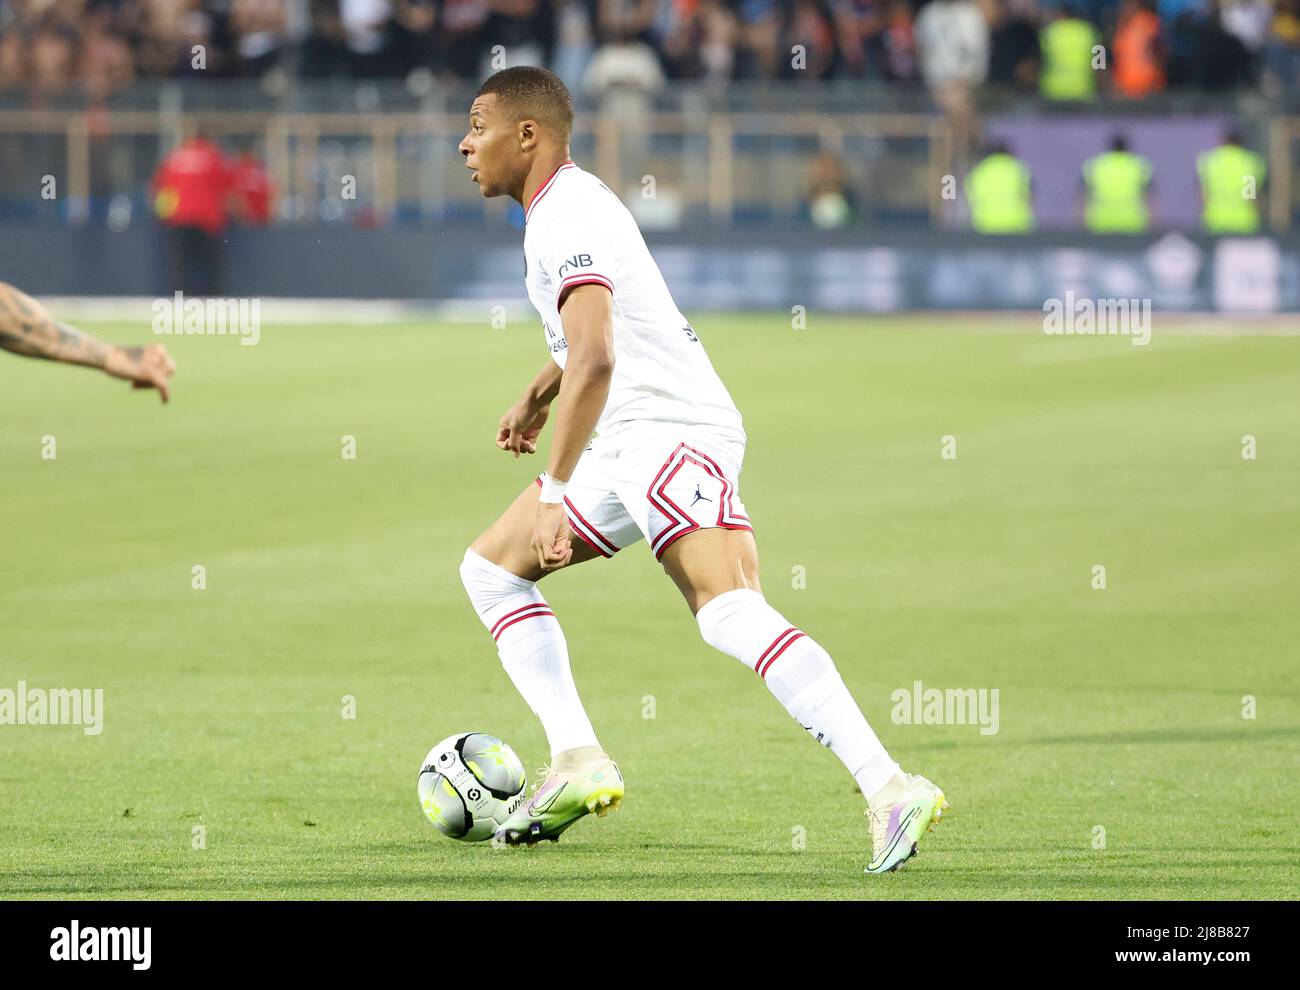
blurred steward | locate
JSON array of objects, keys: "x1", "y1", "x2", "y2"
[
  {"x1": 1196, "y1": 130, "x2": 1266, "y2": 233},
  {"x1": 150, "y1": 131, "x2": 236, "y2": 296},
  {"x1": 1039, "y1": 3, "x2": 1098, "y2": 101},
  {"x1": 964, "y1": 140, "x2": 1033, "y2": 233},
  {"x1": 229, "y1": 141, "x2": 275, "y2": 226},
  {"x1": 1081, "y1": 133, "x2": 1153, "y2": 233},
  {"x1": 1112, "y1": 0, "x2": 1165, "y2": 98}
]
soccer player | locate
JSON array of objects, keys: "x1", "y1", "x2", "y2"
[
  {"x1": 456, "y1": 68, "x2": 948, "y2": 874},
  {"x1": 0, "y1": 282, "x2": 175, "y2": 402}
]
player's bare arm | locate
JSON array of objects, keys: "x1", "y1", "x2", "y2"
[
  {"x1": 497, "y1": 358, "x2": 563, "y2": 458},
  {"x1": 531, "y1": 283, "x2": 615, "y2": 573},
  {"x1": 0, "y1": 281, "x2": 176, "y2": 402}
]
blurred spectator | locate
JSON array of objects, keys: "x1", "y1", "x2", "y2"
[
  {"x1": 230, "y1": 0, "x2": 290, "y2": 77},
  {"x1": 1157, "y1": 0, "x2": 1207, "y2": 21},
  {"x1": 432, "y1": 0, "x2": 490, "y2": 80},
  {"x1": 964, "y1": 140, "x2": 1034, "y2": 231},
  {"x1": 387, "y1": 1, "x2": 436, "y2": 78},
  {"x1": 1265, "y1": 0, "x2": 1300, "y2": 89},
  {"x1": 660, "y1": 0, "x2": 717, "y2": 80},
  {"x1": 552, "y1": 0, "x2": 598, "y2": 90},
  {"x1": 733, "y1": 0, "x2": 782, "y2": 79},
  {"x1": 1196, "y1": 129, "x2": 1266, "y2": 232},
  {"x1": 81, "y1": 3, "x2": 136, "y2": 102},
  {"x1": 879, "y1": 0, "x2": 918, "y2": 80},
  {"x1": 1039, "y1": 4, "x2": 1099, "y2": 100},
  {"x1": 30, "y1": 12, "x2": 78, "y2": 98},
  {"x1": 1220, "y1": 0, "x2": 1273, "y2": 52},
  {"x1": 1080, "y1": 132, "x2": 1152, "y2": 232},
  {"x1": 832, "y1": 0, "x2": 888, "y2": 79},
  {"x1": 150, "y1": 130, "x2": 235, "y2": 295},
  {"x1": 598, "y1": 0, "x2": 657, "y2": 42},
  {"x1": 982, "y1": 0, "x2": 1040, "y2": 91},
  {"x1": 340, "y1": 0, "x2": 394, "y2": 77},
  {"x1": 0, "y1": 0, "x2": 1288, "y2": 95},
  {"x1": 480, "y1": 0, "x2": 555, "y2": 78},
  {"x1": 696, "y1": 0, "x2": 740, "y2": 82},
  {"x1": 915, "y1": 0, "x2": 989, "y2": 93},
  {"x1": 783, "y1": 0, "x2": 837, "y2": 79},
  {"x1": 301, "y1": 0, "x2": 351, "y2": 78},
  {"x1": 1112, "y1": 0, "x2": 1164, "y2": 98},
  {"x1": 915, "y1": 0, "x2": 988, "y2": 162},
  {"x1": 805, "y1": 149, "x2": 857, "y2": 227},
  {"x1": 1196, "y1": 1, "x2": 1254, "y2": 88},
  {"x1": 584, "y1": 24, "x2": 666, "y2": 110}
]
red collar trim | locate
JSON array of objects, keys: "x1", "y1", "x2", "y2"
[{"x1": 525, "y1": 160, "x2": 575, "y2": 221}]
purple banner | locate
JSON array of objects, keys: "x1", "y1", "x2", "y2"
[{"x1": 984, "y1": 116, "x2": 1232, "y2": 231}]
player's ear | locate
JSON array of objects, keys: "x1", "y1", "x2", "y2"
[{"x1": 518, "y1": 119, "x2": 539, "y2": 154}]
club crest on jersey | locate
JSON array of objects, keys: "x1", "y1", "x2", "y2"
[{"x1": 557, "y1": 254, "x2": 593, "y2": 278}]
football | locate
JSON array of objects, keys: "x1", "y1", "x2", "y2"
[{"x1": 417, "y1": 732, "x2": 527, "y2": 841}]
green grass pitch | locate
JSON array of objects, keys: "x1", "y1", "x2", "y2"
[{"x1": 1, "y1": 313, "x2": 1297, "y2": 900}]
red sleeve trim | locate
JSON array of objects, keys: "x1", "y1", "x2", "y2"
[{"x1": 556, "y1": 275, "x2": 614, "y2": 309}]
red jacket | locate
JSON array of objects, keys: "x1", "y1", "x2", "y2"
[
  {"x1": 229, "y1": 154, "x2": 273, "y2": 226},
  {"x1": 151, "y1": 139, "x2": 234, "y2": 235}
]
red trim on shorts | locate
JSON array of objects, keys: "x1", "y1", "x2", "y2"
[
  {"x1": 563, "y1": 497, "x2": 619, "y2": 556},
  {"x1": 648, "y1": 441, "x2": 752, "y2": 558},
  {"x1": 565, "y1": 525, "x2": 611, "y2": 558},
  {"x1": 648, "y1": 452, "x2": 701, "y2": 559},
  {"x1": 683, "y1": 443, "x2": 751, "y2": 527},
  {"x1": 535, "y1": 474, "x2": 619, "y2": 558},
  {"x1": 756, "y1": 628, "x2": 806, "y2": 678},
  {"x1": 491, "y1": 603, "x2": 555, "y2": 641}
]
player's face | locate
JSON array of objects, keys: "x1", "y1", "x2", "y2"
[{"x1": 459, "y1": 95, "x2": 519, "y2": 199}]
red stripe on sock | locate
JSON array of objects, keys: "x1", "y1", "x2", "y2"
[
  {"x1": 492, "y1": 607, "x2": 556, "y2": 641},
  {"x1": 491, "y1": 602, "x2": 551, "y2": 638},
  {"x1": 756, "y1": 629, "x2": 806, "y2": 678}
]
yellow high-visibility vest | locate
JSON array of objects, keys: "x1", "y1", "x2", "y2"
[
  {"x1": 1040, "y1": 19, "x2": 1099, "y2": 101},
  {"x1": 965, "y1": 153, "x2": 1034, "y2": 233},
  {"x1": 1197, "y1": 144, "x2": 1266, "y2": 233},
  {"x1": 1082, "y1": 150, "x2": 1152, "y2": 233}
]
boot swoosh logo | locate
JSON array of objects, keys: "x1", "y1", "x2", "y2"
[{"x1": 529, "y1": 781, "x2": 566, "y2": 816}]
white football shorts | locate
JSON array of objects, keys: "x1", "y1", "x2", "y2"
[{"x1": 534, "y1": 422, "x2": 753, "y2": 560}]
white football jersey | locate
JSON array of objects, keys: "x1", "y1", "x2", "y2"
[{"x1": 522, "y1": 160, "x2": 745, "y2": 441}]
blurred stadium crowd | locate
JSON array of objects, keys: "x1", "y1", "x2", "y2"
[{"x1": 1, "y1": 0, "x2": 1298, "y2": 102}]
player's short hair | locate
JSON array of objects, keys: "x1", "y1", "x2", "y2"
[{"x1": 475, "y1": 67, "x2": 574, "y2": 144}]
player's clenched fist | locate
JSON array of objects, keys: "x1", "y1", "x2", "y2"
[
  {"x1": 105, "y1": 344, "x2": 177, "y2": 403},
  {"x1": 496, "y1": 397, "x2": 550, "y2": 458},
  {"x1": 532, "y1": 501, "x2": 573, "y2": 571}
]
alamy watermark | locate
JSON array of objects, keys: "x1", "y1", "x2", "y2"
[
  {"x1": 152, "y1": 291, "x2": 260, "y2": 345},
  {"x1": 50, "y1": 920, "x2": 150, "y2": 970},
  {"x1": 0, "y1": 681, "x2": 103, "y2": 735},
  {"x1": 1043, "y1": 291, "x2": 1151, "y2": 346},
  {"x1": 891, "y1": 680, "x2": 999, "y2": 735}
]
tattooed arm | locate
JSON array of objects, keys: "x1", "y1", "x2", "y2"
[{"x1": 0, "y1": 282, "x2": 176, "y2": 403}]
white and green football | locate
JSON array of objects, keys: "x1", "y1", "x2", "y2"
[{"x1": 417, "y1": 732, "x2": 527, "y2": 841}]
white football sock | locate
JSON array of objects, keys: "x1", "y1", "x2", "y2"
[
  {"x1": 696, "y1": 588, "x2": 901, "y2": 801},
  {"x1": 459, "y1": 548, "x2": 600, "y2": 758}
]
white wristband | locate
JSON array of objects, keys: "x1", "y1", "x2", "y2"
[{"x1": 538, "y1": 473, "x2": 568, "y2": 504}]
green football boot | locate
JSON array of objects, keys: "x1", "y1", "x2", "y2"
[
  {"x1": 494, "y1": 746, "x2": 624, "y2": 847},
  {"x1": 864, "y1": 772, "x2": 950, "y2": 875}
]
